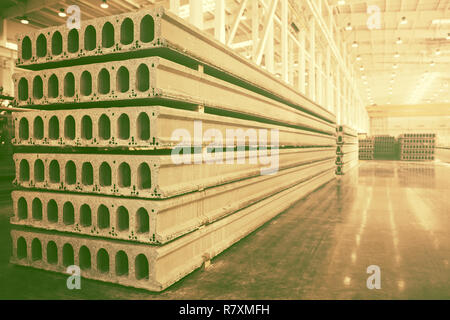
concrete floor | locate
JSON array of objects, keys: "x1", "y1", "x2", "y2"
[{"x1": 0, "y1": 160, "x2": 449, "y2": 299}]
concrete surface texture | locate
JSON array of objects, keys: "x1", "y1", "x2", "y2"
[{"x1": 1, "y1": 160, "x2": 449, "y2": 299}]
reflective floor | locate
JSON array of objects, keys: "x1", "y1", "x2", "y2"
[{"x1": 0, "y1": 160, "x2": 449, "y2": 299}]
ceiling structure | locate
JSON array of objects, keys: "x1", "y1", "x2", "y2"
[
  {"x1": 1, "y1": 0, "x2": 449, "y2": 110},
  {"x1": 333, "y1": 0, "x2": 450, "y2": 107}
]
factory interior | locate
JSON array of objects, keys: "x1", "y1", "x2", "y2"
[{"x1": 0, "y1": 0, "x2": 449, "y2": 300}]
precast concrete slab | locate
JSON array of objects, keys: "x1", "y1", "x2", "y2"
[
  {"x1": 13, "y1": 148, "x2": 335, "y2": 198},
  {"x1": 11, "y1": 159, "x2": 335, "y2": 244},
  {"x1": 12, "y1": 106, "x2": 335, "y2": 149}
]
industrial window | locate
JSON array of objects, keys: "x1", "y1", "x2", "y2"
[
  {"x1": 120, "y1": 18, "x2": 134, "y2": 45},
  {"x1": 64, "y1": 73, "x2": 75, "y2": 97},
  {"x1": 117, "y1": 206, "x2": 129, "y2": 231},
  {"x1": 19, "y1": 160, "x2": 29, "y2": 182},
  {"x1": 137, "y1": 112, "x2": 150, "y2": 140},
  {"x1": 22, "y1": 36, "x2": 32, "y2": 60},
  {"x1": 99, "y1": 162, "x2": 111, "y2": 186},
  {"x1": 140, "y1": 15, "x2": 154, "y2": 43},
  {"x1": 17, "y1": 237, "x2": 27, "y2": 259},
  {"x1": 135, "y1": 254, "x2": 149, "y2": 280},
  {"x1": 31, "y1": 238, "x2": 42, "y2": 261},
  {"x1": 116, "y1": 66, "x2": 129, "y2": 93},
  {"x1": 51, "y1": 31, "x2": 62, "y2": 55},
  {"x1": 33, "y1": 76, "x2": 43, "y2": 99},
  {"x1": 49, "y1": 116, "x2": 59, "y2": 140},
  {"x1": 136, "y1": 64, "x2": 149, "y2": 92},
  {"x1": 63, "y1": 202, "x2": 74, "y2": 225},
  {"x1": 32, "y1": 198, "x2": 43, "y2": 220},
  {"x1": 80, "y1": 204, "x2": 92, "y2": 227},
  {"x1": 48, "y1": 74, "x2": 59, "y2": 98},
  {"x1": 19, "y1": 118, "x2": 29, "y2": 140},
  {"x1": 118, "y1": 162, "x2": 131, "y2": 187},
  {"x1": 63, "y1": 243, "x2": 74, "y2": 267},
  {"x1": 97, "y1": 249, "x2": 110, "y2": 273},
  {"x1": 84, "y1": 25, "x2": 96, "y2": 51},
  {"x1": 97, "y1": 205, "x2": 110, "y2": 229},
  {"x1": 118, "y1": 114, "x2": 130, "y2": 139},
  {"x1": 98, "y1": 115, "x2": 110, "y2": 140},
  {"x1": 81, "y1": 116, "x2": 93, "y2": 140},
  {"x1": 47, "y1": 199, "x2": 58, "y2": 223},
  {"x1": 82, "y1": 162, "x2": 93, "y2": 185},
  {"x1": 18, "y1": 197, "x2": 28, "y2": 220},
  {"x1": 65, "y1": 161, "x2": 76, "y2": 185},
  {"x1": 115, "y1": 251, "x2": 129, "y2": 276},
  {"x1": 136, "y1": 208, "x2": 149, "y2": 233},
  {"x1": 64, "y1": 116, "x2": 75, "y2": 140},
  {"x1": 79, "y1": 246, "x2": 91, "y2": 270},
  {"x1": 80, "y1": 71, "x2": 92, "y2": 96},
  {"x1": 102, "y1": 22, "x2": 114, "y2": 48},
  {"x1": 138, "y1": 163, "x2": 151, "y2": 190},
  {"x1": 33, "y1": 116, "x2": 44, "y2": 139},
  {"x1": 36, "y1": 34, "x2": 47, "y2": 57},
  {"x1": 98, "y1": 69, "x2": 110, "y2": 94},
  {"x1": 18, "y1": 78, "x2": 28, "y2": 101},
  {"x1": 67, "y1": 28, "x2": 79, "y2": 53},
  {"x1": 34, "y1": 159, "x2": 44, "y2": 182},
  {"x1": 49, "y1": 160, "x2": 60, "y2": 183},
  {"x1": 46, "y1": 241, "x2": 58, "y2": 264}
]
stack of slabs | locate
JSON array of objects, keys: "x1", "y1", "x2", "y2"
[
  {"x1": 399, "y1": 133, "x2": 435, "y2": 161},
  {"x1": 10, "y1": 8, "x2": 336, "y2": 291},
  {"x1": 359, "y1": 137, "x2": 374, "y2": 160},
  {"x1": 374, "y1": 135, "x2": 397, "y2": 159},
  {"x1": 335, "y1": 125, "x2": 358, "y2": 175}
]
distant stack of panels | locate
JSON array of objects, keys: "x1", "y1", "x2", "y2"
[
  {"x1": 374, "y1": 135, "x2": 397, "y2": 159},
  {"x1": 399, "y1": 133, "x2": 435, "y2": 161},
  {"x1": 10, "y1": 8, "x2": 337, "y2": 292},
  {"x1": 335, "y1": 125, "x2": 358, "y2": 175},
  {"x1": 359, "y1": 138, "x2": 374, "y2": 160}
]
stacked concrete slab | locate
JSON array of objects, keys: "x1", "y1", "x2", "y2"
[
  {"x1": 358, "y1": 137, "x2": 374, "y2": 160},
  {"x1": 335, "y1": 125, "x2": 358, "y2": 175},
  {"x1": 398, "y1": 133, "x2": 435, "y2": 161},
  {"x1": 10, "y1": 8, "x2": 336, "y2": 291}
]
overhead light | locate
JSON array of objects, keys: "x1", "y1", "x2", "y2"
[
  {"x1": 400, "y1": 17, "x2": 408, "y2": 25},
  {"x1": 430, "y1": 61, "x2": 435, "y2": 67},
  {"x1": 100, "y1": 0, "x2": 109, "y2": 9},
  {"x1": 435, "y1": 49, "x2": 441, "y2": 55},
  {"x1": 396, "y1": 37, "x2": 403, "y2": 44},
  {"x1": 362, "y1": 75, "x2": 367, "y2": 79},
  {"x1": 58, "y1": 8, "x2": 66, "y2": 17},
  {"x1": 394, "y1": 52, "x2": 400, "y2": 58},
  {"x1": 356, "y1": 55, "x2": 362, "y2": 61},
  {"x1": 20, "y1": 16, "x2": 29, "y2": 24},
  {"x1": 393, "y1": 64, "x2": 398, "y2": 69},
  {"x1": 352, "y1": 41, "x2": 358, "y2": 48},
  {"x1": 338, "y1": 0, "x2": 346, "y2": 5},
  {"x1": 392, "y1": 73, "x2": 396, "y2": 77},
  {"x1": 447, "y1": 33, "x2": 450, "y2": 40},
  {"x1": 345, "y1": 23, "x2": 352, "y2": 31},
  {"x1": 360, "y1": 66, "x2": 364, "y2": 71},
  {"x1": 390, "y1": 79, "x2": 394, "y2": 83}
]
